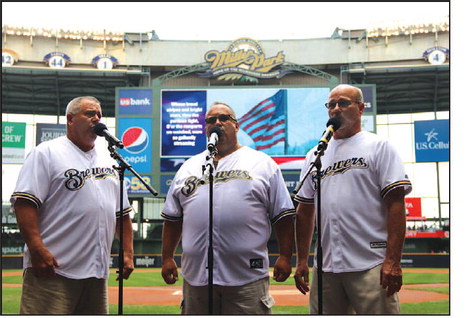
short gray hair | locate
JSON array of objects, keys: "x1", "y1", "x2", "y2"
[
  {"x1": 206, "y1": 101, "x2": 237, "y2": 118},
  {"x1": 331, "y1": 84, "x2": 364, "y2": 102},
  {"x1": 65, "y1": 96, "x2": 100, "y2": 116}
]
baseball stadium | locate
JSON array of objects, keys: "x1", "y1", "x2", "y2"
[{"x1": 2, "y1": 4, "x2": 449, "y2": 315}]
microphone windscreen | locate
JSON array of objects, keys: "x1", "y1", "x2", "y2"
[
  {"x1": 327, "y1": 117, "x2": 342, "y2": 131},
  {"x1": 209, "y1": 126, "x2": 223, "y2": 136},
  {"x1": 93, "y1": 123, "x2": 107, "y2": 136}
]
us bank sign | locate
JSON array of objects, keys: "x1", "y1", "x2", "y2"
[
  {"x1": 200, "y1": 38, "x2": 291, "y2": 82},
  {"x1": 414, "y1": 120, "x2": 449, "y2": 162}
]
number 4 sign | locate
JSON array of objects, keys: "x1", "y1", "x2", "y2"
[{"x1": 423, "y1": 47, "x2": 449, "y2": 65}]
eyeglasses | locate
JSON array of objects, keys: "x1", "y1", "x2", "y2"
[
  {"x1": 324, "y1": 100, "x2": 360, "y2": 109},
  {"x1": 205, "y1": 114, "x2": 236, "y2": 124}
]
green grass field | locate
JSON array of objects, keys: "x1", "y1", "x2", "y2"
[{"x1": 2, "y1": 268, "x2": 449, "y2": 315}]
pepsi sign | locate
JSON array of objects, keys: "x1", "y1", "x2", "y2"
[
  {"x1": 414, "y1": 120, "x2": 449, "y2": 162},
  {"x1": 118, "y1": 118, "x2": 152, "y2": 172},
  {"x1": 122, "y1": 127, "x2": 150, "y2": 154},
  {"x1": 118, "y1": 89, "x2": 153, "y2": 115}
]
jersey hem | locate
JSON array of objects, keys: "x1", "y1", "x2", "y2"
[
  {"x1": 315, "y1": 260, "x2": 384, "y2": 274},
  {"x1": 182, "y1": 273, "x2": 269, "y2": 287},
  {"x1": 24, "y1": 266, "x2": 109, "y2": 280}
]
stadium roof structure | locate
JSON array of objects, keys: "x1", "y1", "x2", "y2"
[
  {"x1": 2, "y1": 67, "x2": 147, "y2": 117},
  {"x1": 2, "y1": 21, "x2": 449, "y2": 117},
  {"x1": 1, "y1": 63, "x2": 449, "y2": 117},
  {"x1": 346, "y1": 64, "x2": 449, "y2": 114}
]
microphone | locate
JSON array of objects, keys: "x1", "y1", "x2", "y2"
[
  {"x1": 93, "y1": 123, "x2": 124, "y2": 149},
  {"x1": 207, "y1": 126, "x2": 223, "y2": 152},
  {"x1": 316, "y1": 117, "x2": 342, "y2": 151}
]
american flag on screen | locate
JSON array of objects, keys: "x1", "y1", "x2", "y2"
[{"x1": 238, "y1": 90, "x2": 288, "y2": 153}]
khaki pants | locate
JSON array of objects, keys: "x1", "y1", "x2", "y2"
[
  {"x1": 309, "y1": 264, "x2": 400, "y2": 314},
  {"x1": 20, "y1": 267, "x2": 108, "y2": 315},
  {"x1": 182, "y1": 277, "x2": 274, "y2": 314}
]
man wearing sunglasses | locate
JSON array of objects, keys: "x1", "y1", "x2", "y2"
[
  {"x1": 161, "y1": 101, "x2": 295, "y2": 314},
  {"x1": 294, "y1": 85, "x2": 412, "y2": 314}
]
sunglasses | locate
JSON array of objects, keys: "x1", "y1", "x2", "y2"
[
  {"x1": 324, "y1": 100, "x2": 360, "y2": 109},
  {"x1": 205, "y1": 114, "x2": 236, "y2": 124}
]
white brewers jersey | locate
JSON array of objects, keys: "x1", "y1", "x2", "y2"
[
  {"x1": 295, "y1": 131, "x2": 412, "y2": 273},
  {"x1": 162, "y1": 146, "x2": 295, "y2": 287},
  {"x1": 10, "y1": 136, "x2": 132, "y2": 280}
]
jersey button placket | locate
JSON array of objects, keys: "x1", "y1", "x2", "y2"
[
  {"x1": 92, "y1": 155, "x2": 106, "y2": 277},
  {"x1": 210, "y1": 181, "x2": 221, "y2": 282},
  {"x1": 329, "y1": 178, "x2": 343, "y2": 271}
]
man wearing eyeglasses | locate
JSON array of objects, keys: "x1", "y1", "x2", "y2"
[
  {"x1": 293, "y1": 85, "x2": 412, "y2": 314},
  {"x1": 161, "y1": 102, "x2": 295, "y2": 314}
]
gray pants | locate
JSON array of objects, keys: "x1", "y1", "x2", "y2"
[
  {"x1": 310, "y1": 264, "x2": 400, "y2": 314},
  {"x1": 20, "y1": 267, "x2": 108, "y2": 315},
  {"x1": 182, "y1": 276, "x2": 274, "y2": 314}
]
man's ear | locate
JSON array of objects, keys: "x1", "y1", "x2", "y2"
[{"x1": 66, "y1": 113, "x2": 73, "y2": 125}]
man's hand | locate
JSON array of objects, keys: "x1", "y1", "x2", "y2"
[
  {"x1": 161, "y1": 258, "x2": 179, "y2": 284},
  {"x1": 273, "y1": 255, "x2": 292, "y2": 282},
  {"x1": 380, "y1": 259, "x2": 403, "y2": 297},
  {"x1": 29, "y1": 246, "x2": 59, "y2": 277},
  {"x1": 116, "y1": 252, "x2": 135, "y2": 281},
  {"x1": 381, "y1": 187, "x2": 406, "y2": 297},
  {"x1": 294, "y1": 263, "x2": 310, "y2": 295}
]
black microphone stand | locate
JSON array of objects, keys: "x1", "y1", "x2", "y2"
[
  {"x1": 106, "y1": 141, "x2": 158, "y2": 315},
  {"x1": 293, "y1": 143, "x2": 329, "y2": 315},
  {"x1": 200, "y1": 147, "x2": 218, "y2": 314}
]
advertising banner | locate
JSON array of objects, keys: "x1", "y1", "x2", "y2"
[
  {"x1": 124, "y1": 175, "x2": 153, "y2": 195},
  {"x1": 118, "y1": 118, "x2": 153, "y2": 173},
  {"x1": 359, "y1": 86, "x2": 374, "y2": 113},
  {"x1": 2, "y1": 122, "x2": 26, "y2": 163},
  {"x1": 161, "y1": 90, "x2": 207, "y2": 157},
  {"x1": 36, "y1": 123, "x2": 66, "y2": 145},
  {"x1": 118, "y1": 89, "x2": 153, "y2": 115},
  {"x1": 414, "y1": 120, "x2": 449, "y2": 162},
  {"x1": 405, "y1": 197, "x2": 423, "y2": 220},
  {"x1": 160, "y1": 175, "x2": 175, "y2": 195},
  {"x1": 161, "y1": 158, "x2": 187, "y2": 172}
]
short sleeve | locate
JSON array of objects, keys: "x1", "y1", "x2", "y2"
[
  {"x1": 10, "y1": 146, "x2": 51, "y2": 208},
  {"x1": 267, "y1": 165, "x2": 295, "y2": 224},
  {"x1": 375, "y1": 140, "x2": 412, "y2": 198}
]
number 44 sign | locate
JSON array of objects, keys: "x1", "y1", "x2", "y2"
[{"x1": 43, "y1": 52, "x2": 71, "y2": 68}]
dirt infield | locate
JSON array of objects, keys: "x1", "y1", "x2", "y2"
[
  {"x1": 108, "y1": 268, "x2": 449, "y2": 306},
  {"x1": 3, "y1": 268, "x2": 449, "y2": 306},
  {"x1": 107, "y1": 282, "x2": 449, "y2": 306}
]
